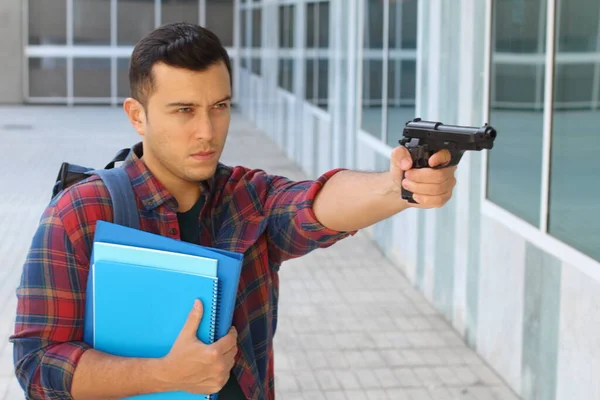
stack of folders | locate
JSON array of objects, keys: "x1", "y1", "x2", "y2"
[{"x1": 83, "y1": 220, "x2": 244, "y2": 400}]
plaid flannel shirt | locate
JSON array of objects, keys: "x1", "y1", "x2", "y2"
[{"x1": 10, "y1": 142, "x2": 355, "y2": 400}]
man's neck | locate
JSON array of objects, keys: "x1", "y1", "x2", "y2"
[{"x1": 140, "y1": 155, "x2": 201, "y2": 213}]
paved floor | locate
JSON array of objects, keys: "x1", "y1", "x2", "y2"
[{"x1": 0, "y1": 106, "x2": 520, "y2": 400}]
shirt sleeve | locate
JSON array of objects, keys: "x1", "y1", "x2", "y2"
[
  {"x1": 10, "y1": 195, "x2": 96, "y2": 399},
  {"x1": 263, "y1": 168, "x2": 357, "y2": 264}
]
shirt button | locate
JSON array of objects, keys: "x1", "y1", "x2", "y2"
[{"x1": 169, "y1": 228, "x2": 178, "y2": 235}]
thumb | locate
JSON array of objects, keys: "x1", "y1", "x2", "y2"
[
  {"x1": 180, "y1": 299, "x2": 203, "y2": 341},
  {"x1": 392, "y1": 146, "x2": 413, "y2": 171}
]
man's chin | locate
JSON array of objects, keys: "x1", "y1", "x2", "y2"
[{"x1": 185, "y1": 165, "x2": 218, "y2": 182}]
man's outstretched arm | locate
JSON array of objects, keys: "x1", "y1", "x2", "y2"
[{"x1": 312, "y1": 147, "x2": 457, "y2": 232}]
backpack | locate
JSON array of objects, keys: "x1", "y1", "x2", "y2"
[{"x1": 51, "y1": 148, "x2": 140, "y2": 230}]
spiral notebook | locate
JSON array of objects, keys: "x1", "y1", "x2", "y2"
[{"x1": 84, "y1": 221, "x2": 245, "y2": 400}]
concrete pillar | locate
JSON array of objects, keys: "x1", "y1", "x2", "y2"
[{"x1": 0, "y1": 0, "x2": 24, "y2": 104}]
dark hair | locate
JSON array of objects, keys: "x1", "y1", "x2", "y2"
[{"x1": 129, "y1": 22, "x2": 232, "y2": 107}]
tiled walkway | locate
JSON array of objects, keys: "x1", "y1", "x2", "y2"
[{"x1": 0, "y1": 106, "x2": 519, "y2": 400}]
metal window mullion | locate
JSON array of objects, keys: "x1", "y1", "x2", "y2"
[
  {"x1": 381, "y1": 0, "x2": 390, "y2": 144},
  {"x1": 347, "y1": 0, "x2": 360, "y2": 169},
  {"x1": 481, "y1": 0, "x2": 494, "y2": 201},
  {"x1": 23, "y1": 0, "x2": 30, "y2": 100},
  {"x1": 67, "y1": 0, "x2": 74, "y2": 105},
  {"x1": 592, "y1": 4, "x2": 600, "y2": 109},
  {"x1": 540, "y1": 0, "x2": 557, "y2": 233},
  {"x1": 155, "y1": 0, "x2": 161, "y2": 27},
  {"x1": 200, "y1": 0, "x2": 206, "y2": 26},
  {"x1": 111, "y1": 0, "x2": 117, "y2": 105},
  {"x1": 535, "y1": 0, "x2": 547, "y2": 109},
  {"x1": 394, "y1": 1, "x2": 403, "y2": 105}
]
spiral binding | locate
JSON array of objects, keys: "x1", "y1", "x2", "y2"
[
  {"x1": 209, "y1": 279, "x2": 219, "y2": 344},
  {"x1": 214, "y1": 280, "x2": 223, "y2": 339},
  {"x1": 206, "y1": 279, "x2": 221, "y2": 400}
]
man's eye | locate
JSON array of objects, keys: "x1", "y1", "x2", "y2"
[
  {"x1": 178, "y1": 107, "x2": 192, "y2": 113},
  {"x1": 215, "y1": 103, "x2": 229, "y2": 109}
]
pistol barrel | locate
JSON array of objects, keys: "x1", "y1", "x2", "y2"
[{"x1": 403, "y1": 118, "x2": 496, "y2": 149}]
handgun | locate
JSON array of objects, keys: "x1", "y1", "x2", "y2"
[{"x1": 399, "y1": 118, "x2": 497, "y2": 204}]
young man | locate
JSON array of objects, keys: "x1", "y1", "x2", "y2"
[{"x1": 10, "y1": 23, "x2": 457, "y2": 400}]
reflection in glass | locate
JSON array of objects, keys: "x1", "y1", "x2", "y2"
[
  {"x1": 73, "y1": 0, "x2": 110, "y2": 45},
  {"x1": 29, "y1": 0, "x2": 67, "y2": 45},
  {"x1": 305, "y1": 1, "x2": 329, "y2": 109},
  {"x1": 361, "y1": 0, "x2": 384, "y2": 139},
  {"x1": 386, "y1": 0, "x2": 417, "y2": 147},
  {"x1": 361, "y1": 60, "x2": 384, "y2": 138},
  {"x1": 317, "y1": 59, "x2": 329, "y2": 109},
  {"x1": 206, "y1": 0, "x2": 234, "y2": 47},
  {"x1": 252, "y1": 8, "x2": 261, "y2": 48},
  {"x1": 487, "y1": 0, "x2": 547, "y2": 227},
  {"x1": 162, "y1": 0, "x2": 199, "y2": 26},
  {"x1": 118, "y1": 0, "x2": 155, "y2": 46},
  {"x1": 29, "y1": 58, "x2": 67, "y2": 98},
  {"x1": 73, "y1": 59, "x2": 111, "y2": 98},
  {"x1": 278, "y1": 59, "x2": 294, "y2": 92},
  {"x1": 117, "y1": 58, "x2": 130, "y2": 99},
  {"x1": 305, "y1": 2, "x2": 329, "y2": 48},
  {"x1": 549, "y1": 0, "x2": 600, "y2": 262},
  {"x1": 279, "y1": 5, "x2": 295, "y2": 49},
  {"x1": 240, "y1": 9, "x2": 248, "y2": 69}
]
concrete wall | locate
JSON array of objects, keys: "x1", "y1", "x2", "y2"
[{"x1": 0, "y1": 0, "x2": 23, "y2": 104}]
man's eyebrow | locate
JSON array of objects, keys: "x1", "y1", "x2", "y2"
[
  {"x1": 165, "y1": 96, "x2": 231, "y2": 108},
  {"x1": 165, "y1": 102, "x2": 199, "y2": 108},
  {"x1": 213, "y1": 95, "x2": 232, "y2": 105}
]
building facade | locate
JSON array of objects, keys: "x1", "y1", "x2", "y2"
[{"x1": 1, "y1": 1, "x2": 599, "y2": 399}]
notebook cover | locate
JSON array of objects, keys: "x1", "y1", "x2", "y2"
[
  {"x1": 92, "y1": 259, "x2": 218, "y2": 399},
  {"x1": 93, "y1": 242, "x2": 218, "y2": 277},
  {"x1": 84, "y1": 220, "x2": 244, "y2": 346}
]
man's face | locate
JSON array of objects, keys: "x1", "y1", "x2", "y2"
[{"x1": 126, "y1": 61, "x2": 232, "y2": 184}]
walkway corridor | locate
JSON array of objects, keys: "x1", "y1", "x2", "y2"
[{"x1": 0, "y1": 106, "x2": 519, "y2": 400}]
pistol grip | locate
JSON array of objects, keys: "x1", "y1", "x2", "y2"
[{"x1": 402, "y1": 186, "x2": 418, "y2": 204}]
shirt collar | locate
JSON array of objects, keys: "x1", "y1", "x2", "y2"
[{"x1": 121, "y1": 142, "x2": 216, "y2": 212}]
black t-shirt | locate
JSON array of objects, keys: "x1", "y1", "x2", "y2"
[{"x1": 177, "y1": 197, "x2": 246, "y2": 400}]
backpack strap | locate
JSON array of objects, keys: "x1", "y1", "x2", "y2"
[{"x1": 93, "y1": 168, "x2": 140, "y2": 230}]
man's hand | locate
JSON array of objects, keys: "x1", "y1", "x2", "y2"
[
  {"x1": 389, "y1": 146, "x2": 457, "y2": 208},
  {"x1": 157, "y1": 300, "x2": 238, "y2": 394}
]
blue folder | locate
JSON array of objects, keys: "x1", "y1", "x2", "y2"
[
  {"x1": 84, "y1": 220, "x2": 244, "y2": 347},
  {"x1": 91, "y1": 259, "x2": 218, "y2": 399}
]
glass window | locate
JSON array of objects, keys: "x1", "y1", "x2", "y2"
[
  {"x1": 73, "y1": 58, "x2": 111, "y2": 98},
  {"x1": 386, "y1": 0, "x2": 417, "y2": 147},
  {"x1": 317, "y1": 2, "x2": 329, "y2": 48},
  {"x1": 279, "y1": 5, "x2": 295, "y2": 49},
  {"x1": 162, "y1": 0, "x2": 199, "y2": 26},
  {"x1": 118, "y1": 0, "x2": 155, "y2": 46},
  {"x1": 117, "y1": 58, "x2": 131, "y2": 99},
  {"x1": 486, "y1": 0, "x2": 547, "y2": 227},
  {"x1": 28, "y1": 58, "x2": 67, "y2": 98},
  {"x1": 252, "y1": 8, "x2": 262, "y2": 48},
  {"x1": 206, "y1": 0, "x2": 234, "y2": 47},
  {"x1": 361, "y1": 0, "x2": 384, "y2": 139},
  {"x1": 305, "y1": 60, "x2": 315, "y2": 102},
  {"x1": 28, "y1": 0, "x2": 67, "y2": 45},
  {"x1": 278, "y1": 59, "x2": 294, "y2": 93},
  {"x1": 548, "y1": 0, "x2": 600, "y2": 262},
  {"x1": 73, "y1": 0, "x2": 111, "y2": 45}
]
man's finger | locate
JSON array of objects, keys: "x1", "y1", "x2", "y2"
[
  {"x1": 428, "y1": 150, "x2": 452, "y2": 168},
  {"x1": 214, "y1": 327, "x2": 238, "y2": 354},
  {"x1": 404, "y1": 165, "x2": 457, "y2": 184},
  {"x1": 392, "y1": 146, "x2": 413, "y2": 170},
  {"x1": 402, "y1": 177, "x2": 456, "y2": 196},
  {"x1": 179, "y1": 299, "x2": 203, "y2": 341}
]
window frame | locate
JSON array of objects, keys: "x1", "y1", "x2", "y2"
[{"x1": 481, "y1": 0, "x2": 600, "y2": 279}]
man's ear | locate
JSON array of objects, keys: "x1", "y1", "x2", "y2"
[{"x1": 123, "y1": 98, "x2": 147, "y2": 137}]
